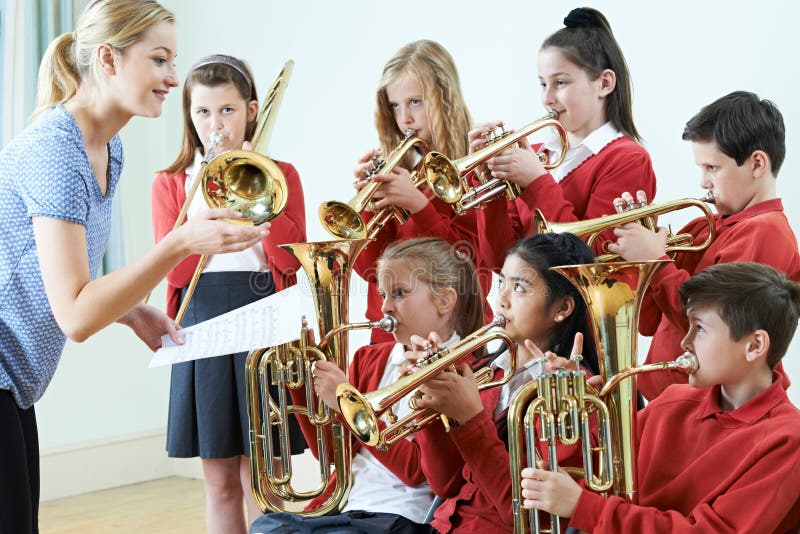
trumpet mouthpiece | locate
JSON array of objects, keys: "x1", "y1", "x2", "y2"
[{"x1": 376, "y1": 315, "x2": 397, "y2": 333}]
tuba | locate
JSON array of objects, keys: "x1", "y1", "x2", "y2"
[
  {"x1": 533, "y1": 196, "x2": 716, "y2": 263},
  {"x1": 173, "y1": 60, "x2": 294, "y2": 325},
  {"x1": 318, "y1": 130, "x2": 434, "y2": 240},
  {"x1": 421, "y1": 112, "x2": 568, "y2": 215},
  {"x1": 337, "y1": 316, "x2": 515, "y2": 450},
  {"x1": 507, "y1": 261, "x2": 699, "y2": 534},
  {"x1": 245, "y1": 238, "x2": 396, "y2": 515}
]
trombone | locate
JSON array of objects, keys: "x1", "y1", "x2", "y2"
[
  {"x1": 318, "y1": 130, "x2": 433, "y2": 240},
  {"x1": 533, "y1": 196, "x2": 717, "y2": 263},
  {"x1": 421, "y1": 111, "x2": 568, "y2": 215},
  {"x1": 173, "y1": 60, "x2": 294, "y2": 325},
  {"x1": 337, "y1": 316, "x2": 515, "y2": 450}
]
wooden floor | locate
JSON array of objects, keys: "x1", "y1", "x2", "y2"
[{"x1": 39, "y1": 477, "x2": 207, "y2": 534}]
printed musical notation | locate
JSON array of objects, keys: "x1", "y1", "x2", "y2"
[{"x1": 149, "y1": 284, "x2": 315, "y2": 367}]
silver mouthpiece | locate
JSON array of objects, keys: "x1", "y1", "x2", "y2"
[{"x1": 376, "y1": 315, "x2": 397, "y2": 333}]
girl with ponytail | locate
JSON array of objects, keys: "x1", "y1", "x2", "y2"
[{"x1": 472, "y1": 7, "x2": 658, "y2": 271}]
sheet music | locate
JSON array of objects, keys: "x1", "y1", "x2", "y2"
[{"x1": 149, "y1": 283, "x2": 315, "y2": 367}]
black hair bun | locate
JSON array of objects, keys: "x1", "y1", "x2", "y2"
[{"x1": 563, "y1": 7, "x2": 600, "y2": 29}]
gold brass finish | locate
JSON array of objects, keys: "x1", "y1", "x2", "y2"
[
  {"x1": 319, "y1": 130, "x2": 431, "y2": 240},
  {"x1": 421, "y1": 112, "x2": 568, "y2": 214},
  {"x1": 245, "y1": 239, "x2": 395, "y2": 515},
  {"x1": 337, "y1": 316, "x2": 515, "y2": 450},
  {"x1": 174, "y1": 61, "x2": 294, "y2": 326},
  {"x1": 508, "y1": 261, "x2": 700, "y2": 533},
  {"x1": 533, "y1": 197, "x2": 716, "y2": 263}
]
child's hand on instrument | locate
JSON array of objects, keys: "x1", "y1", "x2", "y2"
[
  {"x1": 486, "y1": 137, "x2": 547, "y2": 189},
  {"x1": 607, "y1": 222, "x2": 668, "y2": 262},
  {"x1": 370, "y1": 167, "x2": 428, "y2": 214},
  {"x1": 416, "y1": 362, "x2": 484, "y2": 425},
  {"x1": 520, "y1": 461, "x2": 582, "y2": 517},
  {"x1": 402, "y1": 332, "x2": 443, "y2": 375},
  {"x1": 312, "y1": 360, "x2": 347, "y2": 413},
  {"x1": 353, "y1": 149, "x2": 383, "y2": 191}
]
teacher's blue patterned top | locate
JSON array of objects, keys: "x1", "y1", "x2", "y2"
[{"x1": 0, "y1": 105, "x2": 123, "y2": 409}]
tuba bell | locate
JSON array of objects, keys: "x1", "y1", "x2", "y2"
[
  {"x1": 173, "y1": 60, "x2": 294, "y2": 325},
  {"x1": 318, "y1": 130, "x2": 433, "y2": 240},
  {"x1": 245, "y1": 239, "x2": 396, "y2": 515},
  {"x1": 421, "y1": 111, "x2": 568, "y2": 215},
  {"x1": 507, "y1": 260, "x2": 700, "y2": 533}
]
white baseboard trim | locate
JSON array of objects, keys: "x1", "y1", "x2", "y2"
[
  {"x1": 40, "y1": 429, "x2": 203, "y2": 502},
  {"x1": 40, "y1": 430, "x2": 322, "y2": 502}
]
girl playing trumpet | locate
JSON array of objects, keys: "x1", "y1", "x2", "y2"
[
  {"x1": 351, "y1": 40, "x2": 489, "y2": 343},
  {"x1": 410, "y1": 233, "x2": 599, "y2": 533},
  {"x1": 251, "y1": 237, "x2": 485, "y2": 532},
  {"x1": 473, "y1": 7, "x2": 657, "y2": 270}
]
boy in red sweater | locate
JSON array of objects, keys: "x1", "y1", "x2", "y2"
[
  {"x1": 520, "y1": 262, "x2": 800, "y2": 533},
  {"x1": 609, "y1": 91, "x2": 800, "y2": 400}
]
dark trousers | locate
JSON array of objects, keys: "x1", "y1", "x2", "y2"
[{"x1": 0, "y1": 389, "x2": 39, "y2": 534}]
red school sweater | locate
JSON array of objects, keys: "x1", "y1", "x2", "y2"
[
  {"x1": 569, "y1": 375, "x2": 800, "y2": 533},
  {"x1": 637, "y1": 198, "x2": 800, "y2": 400},
  {"x1": 288, "y1": 341, "x2": 461, "y2": 512},
  {"x1": 353, "y1": 194, "x2": 491, "y2": 343},
  {"x1": 476, "y1": 136, "x2": 657, "y2": 271}
]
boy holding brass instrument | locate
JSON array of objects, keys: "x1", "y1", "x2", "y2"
[
  {"x1": 521, "y1": 262, "x2": 800, "y2": 533},
  {"x1": 608, "y1": 91, "x2": 800, "y2": 401}
]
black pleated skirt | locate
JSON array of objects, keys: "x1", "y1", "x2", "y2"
[{"x1": 166, "y1": 271, "x2": 306, "y2": 458}]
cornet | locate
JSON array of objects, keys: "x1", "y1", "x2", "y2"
[
  {"x1": 533, "y1": 196, "x2": 717, "y2": 263},
  {"x1": 337, "y1": 316, "x2": 515, "y2": 450},
  {"x1": 319, "y1": 130, "x2": 433, "y2": 240},
  {"x1": 421, "y1": 112, "x2": 568, "y2": 214},
  {"x1": 173, "y1": 60, "x2": 293, "y2": 325}
]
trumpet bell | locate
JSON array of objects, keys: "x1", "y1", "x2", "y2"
[
  {"x1": 202, "y1": 150, "x2": 288, "y2": 226},
  {"x1": 420, "y1": 152, "x2": 464, "y2": 204},
  {"x1": 336, "y1": 385, "x2": 380, "y2": 445},
  {"x1": 318, "y1": 200, "x2": 368, "y2": 240}
]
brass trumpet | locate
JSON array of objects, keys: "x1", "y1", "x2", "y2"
[
  {"x1": 174, "y1": 60, "x2": 293, "y2": 325},
  {"x1": 245, "y1": 239, "x2": 395, "y2": 515},
  {"x1": 318, "y1": 130, "x2": 432, "y2": 240},
  {"x1": 533, "y1": 197, "x2": 717, "y2": 263},
  {"x1": 508, "y1": 261, "x2": 700, "y2": 534},
  {"x1": 421, "y1": 111, "x2": 568, "y2": 215},
  {"x1": 337, "y1": 316, "x2": 515, "y2": 450}
]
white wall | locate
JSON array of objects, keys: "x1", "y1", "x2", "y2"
[{"x1": 36, "y1": 0, "x2": 800, "y2": 457}]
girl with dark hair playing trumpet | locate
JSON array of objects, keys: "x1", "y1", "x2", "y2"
[{"x1": 409, "y1": 233, "x2": 599, "y2": 533}]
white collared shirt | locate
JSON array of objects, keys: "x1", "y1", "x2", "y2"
[
  {"x1": 544, "y1": 121, "x2": 623, "y2": 182},
  {"x1": 343, "y1": 333, "x2": 460, "y2": 522},
  {"x1": 492, "y1": 349, "x2": 545, "y2": 416},
  {"x1": 184, "y1": 150, "x2": 268, "y2": 273}
]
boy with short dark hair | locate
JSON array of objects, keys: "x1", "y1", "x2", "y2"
[
  {"x1": 520, "y1": 262, "x2": 800, "y2": 533},
  {"x1": 608, "y1": 91, "x2": 800, "y2": 400}
]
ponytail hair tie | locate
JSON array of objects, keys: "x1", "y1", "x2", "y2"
[{"x1": 563, "y1": 7, "x2": 600, "y2": 29}]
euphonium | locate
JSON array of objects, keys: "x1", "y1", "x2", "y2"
[
  {"x1": 174, "y1": 60, "x2": 294, "y2": 325},
  {"x1": 318, "y1": 130, "x2": 432, "y2": 240},
  {"x1": 245, "y1": 239, "x2": 395, "y2": 515},
  {"x1": 421, "y1": 111, "x2": 568, "y2": 214},
  {"x1": 337, "y1": 316, "x2": 515, "y2": 450},
  {"x1": 533, "y1": 196, "x2": 716, "y2": 263},
  {"x1": 507, "y1": 261, "x2": 700, "y2": 534}
]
